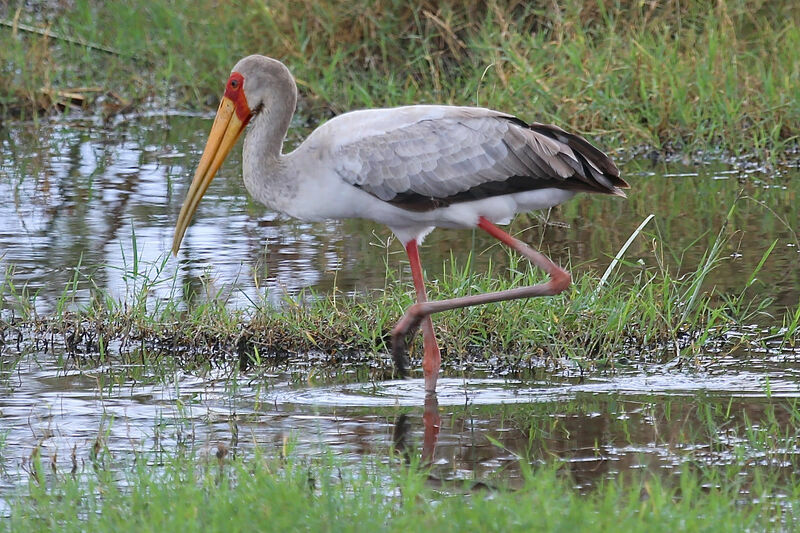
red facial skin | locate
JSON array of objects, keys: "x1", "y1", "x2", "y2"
[{"x1": 224, "y1": 72, "x2": 252, "y2": 124}]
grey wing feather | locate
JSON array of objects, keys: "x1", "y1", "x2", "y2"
[{"x1": 332, "y1": 109, "x2": 625, "y2": 206}]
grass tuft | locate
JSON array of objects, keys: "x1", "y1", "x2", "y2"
[{"x1": 2, "y1": 214, "x2": 797, "y2": 378}]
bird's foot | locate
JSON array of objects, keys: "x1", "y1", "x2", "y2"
[
  {"x1": 390, "y1": 333, "x2": 410, "y2": 378},
  {"x1": 390, "y1": 303, "x2": 427, "y2": 378}
]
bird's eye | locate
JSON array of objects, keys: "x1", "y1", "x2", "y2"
[{"x1": 230, "y1": 79, "x2": 239, "y2": 89}]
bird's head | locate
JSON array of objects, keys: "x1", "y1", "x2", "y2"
[{"x1": 171, "y1": 55, "x2": 297, "y2": 256}]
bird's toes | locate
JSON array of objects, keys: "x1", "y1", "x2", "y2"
[{"x1": 391, "y1": 336, "x2": 410, "y2": 379}]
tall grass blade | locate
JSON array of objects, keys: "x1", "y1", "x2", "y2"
[{"x1": 597, "y1": 213, "x2": 655, "y2": 292}]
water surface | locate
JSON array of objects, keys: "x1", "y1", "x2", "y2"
[
  {"x1": 1, "y1": 348, "x2": 799, "y2": 494},
  {"x1": 0, "y1": 114, "x2": 799, "y2": 501}
]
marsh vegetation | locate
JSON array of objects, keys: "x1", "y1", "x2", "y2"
[{"x1": 1, "y1": 1, "x2": 799, "y2": 530}]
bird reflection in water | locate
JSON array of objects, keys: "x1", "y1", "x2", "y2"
[{"x1": 392, "y1": 393, "x2": 441, "y2": 465}]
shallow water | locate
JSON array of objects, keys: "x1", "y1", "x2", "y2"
[
  {"x1": 1, "y1": 349, "x2": 799, "y2": 494},
  {"x1": 1, "y1": 114, "x2": 799, "y2": 499}
]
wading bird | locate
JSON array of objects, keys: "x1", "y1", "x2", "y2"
[{"x1": 172, "y1": 55, "x2": 628, "y2": 394}]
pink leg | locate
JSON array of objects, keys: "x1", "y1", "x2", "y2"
[
  {"x1": 391, "y1": 217, "x2": 571, "y2": 392},
  {"x1": 400, "y1": 239, "x2": 441, "y2": 393}
]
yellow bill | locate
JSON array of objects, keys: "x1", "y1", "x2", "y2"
[{"x1": 172, "y1": 96, "x2": 247, "y2": 255}]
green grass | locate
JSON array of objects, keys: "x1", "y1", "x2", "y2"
[
  {"x1": 1, "y1": 200, "x2": 797, "y2": 378},
  {"x1": 2, "y1": 446, "x2": 795, "y2": 532},
  {"x1": 1, "y1": 0, "x2": 798, "y2": 156}
]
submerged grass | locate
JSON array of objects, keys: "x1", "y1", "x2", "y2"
[
  {"x1": 1, "y1": 1, "x2": 798, "y2": 155},
  {"x1": 3, "y1": 446, "x2": 796, "y2": 532}
]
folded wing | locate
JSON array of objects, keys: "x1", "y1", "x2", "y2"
[{"x1": 330, "y1": 107, "x2": 627, "y2": 211}]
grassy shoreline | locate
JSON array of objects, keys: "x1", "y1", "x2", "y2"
[
  {"x1": 2, "y1": 221, "x2": 798, "y2": 376},
  {"x1": 1, "y1": 1, "x2": 798, "y2": 156}
]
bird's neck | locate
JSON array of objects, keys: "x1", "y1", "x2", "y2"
[
  {"x1": 245, "y1": 104, "x2": 293, "y2": 161},
  {"x1": 241, "y1": 104, "x2": 297, "y2": 213}
]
